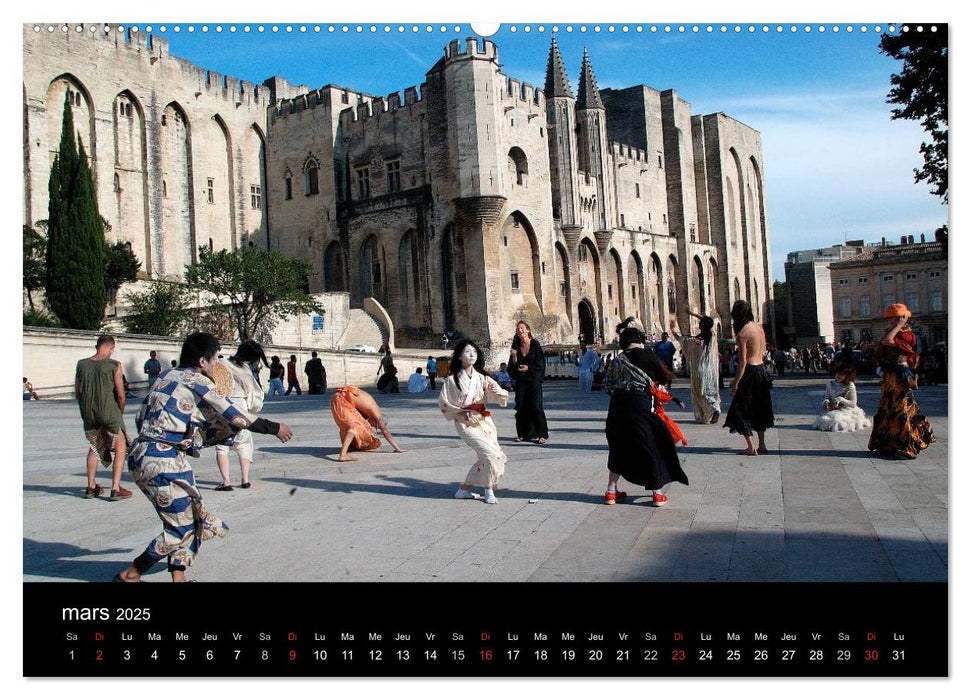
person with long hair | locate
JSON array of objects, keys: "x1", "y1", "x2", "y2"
[
  {"x1": 602, "y1": 319, "x2": 687, "y2": 506},
  {"x1": 669, "y1": 311, "x2": 721, "y2": 424},
  {"x1": 214, "y1": 340, "x2": 268, "y2": 490},
  {"x1": 723, "y1": 300, "x2": 774, "y2": 455},
  {"x1": 509, "y1": 320, "x2": 549, "y2": 444},
  {"x1": 439, "y1": 339, "x2": 510, "y2": 504},
  {"x1": 868, "y1": 304, "x2": 935, "y2": 458},
  {"x1": 331, "y1": 385, "x2": 405, "y2": 461},
  {"x1": 114, "y1": 332, "x2": 292, "y2": 582}
]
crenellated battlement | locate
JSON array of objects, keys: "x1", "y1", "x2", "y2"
[
  {"x1": 443, "y1": 36, "x2": 498, "y2": 63},
  {"x1": 336, "y1": 84, "x2": 425, "y2": 128},
  {"x1": 503, "y1": 76, "x2": 545, "y2": 111},
  {"x1": 609, "y1": 140, "x2": 647, "y2": 164},
  {"x1": 35, "y1": 24, "x2": 274, "y2": 108}
]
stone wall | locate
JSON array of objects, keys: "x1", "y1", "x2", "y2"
[
  {"x1": 22, "y1": 26, "x2": 307, "y2": 280},
  {"x1": 22, "y1": 327, "x2": 434, "y2": 398}
]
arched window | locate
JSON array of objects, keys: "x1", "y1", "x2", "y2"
[
  {"x1": 508, "y1": 147, "x2": 528, "y2": 186},
  {"x1": 304, "y1": 157, "x2": 320, "y2": 196}
]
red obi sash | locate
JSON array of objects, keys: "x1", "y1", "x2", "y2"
[{"x1": 466, "y1": 403, "x2": 492, "y2": 417}]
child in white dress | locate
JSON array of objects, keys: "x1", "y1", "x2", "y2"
[{"x1": 814, "y1": 363, "x2": 872, "y2": 433}]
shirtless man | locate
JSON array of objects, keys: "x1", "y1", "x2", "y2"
[
  {"x1": 724, "y1": 300, "x2": 775, "y2": 455},
  {"x1": 330, "y1": 385, "x2": 405, "y2": 461}
]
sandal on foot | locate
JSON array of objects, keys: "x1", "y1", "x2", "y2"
[
  {"x1": 84, "y1": 485, "x2": 104, "y2": 499},
  {"x1": 240, "y1": 482, "x2": 251, "y2": 489},
  {"x1": 214, "y1": 484, "x2": 234, "y2": 492}
]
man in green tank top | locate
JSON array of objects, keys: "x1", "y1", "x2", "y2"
[{"x1": 75, "y1": 335, "x2": 132, "y2": 501}]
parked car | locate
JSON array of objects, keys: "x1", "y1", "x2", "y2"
[{"x1": 346, "y1": 344, "x2": 378, "y2": 354}]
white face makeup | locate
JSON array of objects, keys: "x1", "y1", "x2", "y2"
[{"x1": 461, "y1": 344, "x2": 478, "y2": 368}]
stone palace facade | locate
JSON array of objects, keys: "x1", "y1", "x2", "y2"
[{"x1": 23, "y1": 26, "x2": 773, "y2": 351}]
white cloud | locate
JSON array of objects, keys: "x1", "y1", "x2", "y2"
[{"x1": 744, "y1": 96, "x2": 947, "y2": 279}]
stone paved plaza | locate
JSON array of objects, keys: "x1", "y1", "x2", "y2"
[{"x1": 22, "y1": 375, "x2": 947, "y2": 583}]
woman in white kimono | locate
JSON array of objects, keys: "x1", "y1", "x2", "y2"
[
  {"x1": 214, "y1": 340, "x2": 268, "y2": 490},
  {"x1": 439, "y1": 339, "x2": 509, "y2": 504}
]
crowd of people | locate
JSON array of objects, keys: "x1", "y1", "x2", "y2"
[{"x1": 50, "y1": 295, "x2": 939, "y2": 582}]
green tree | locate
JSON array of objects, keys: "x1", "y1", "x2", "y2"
[
  {"x1": 184, "y1": 246, "x2": 322, "y2": 340},
  {"x1": 880, "y1": 28, "x2": 948, "y2": 202},
  {"x1": 23, "y1": 223, "x2": 47, "y2": 312},
  {"x1": 123, "y1": 282, "x2": 194, "y2": 337},
  {"x1": 105, "y1": 235, "x2": 141, "y2": 304},
  {"x1": 45, "y1": 92, "x2": 108, "y2": 329}
]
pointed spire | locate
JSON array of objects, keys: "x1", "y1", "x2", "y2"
[
  {"x1": 576, "y1": 47, "x2": 604, "y2": 110},
  {"x1": 544, "y1": 36, "x2": 574, "y2": 99}
]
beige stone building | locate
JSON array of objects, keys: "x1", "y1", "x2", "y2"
[
  {"x1": 23, "y1": 27, "x2": 774, "y2": 353},
  {"x1": 829, "y1": 231, "x2": 948, "y2": 347},
  {"x1": 783, "y1": 241, "x2": 868, "y2": 346}
]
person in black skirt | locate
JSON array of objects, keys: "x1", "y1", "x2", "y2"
[
  {"x1": 508, "y1": 320, "x2": 550, "y2": 444},
  {"x1": 723, "y1": 300, "x2": 775, "y2": 455},
  {"x1": 602, "y1": 319, "x2": 688, "y2": 506}
]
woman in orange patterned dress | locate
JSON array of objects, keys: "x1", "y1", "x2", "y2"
[
  {"x1": 331, "y1": 385, "x2": 404, "y2": 461},
  {"x1": 868, "y1": 304, "x2": 935, "y2": 459}
]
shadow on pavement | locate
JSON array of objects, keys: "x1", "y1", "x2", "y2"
[
  {"x1": 262, "y1": 473, "x2": 601, "y2": 504},
  {"x1": 23, "y1": 538, "x2": 132, "y2": 581}
]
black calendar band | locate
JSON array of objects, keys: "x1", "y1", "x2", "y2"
[{"x1": 24, "y1": 582, "x2": 946, "y2": 677}]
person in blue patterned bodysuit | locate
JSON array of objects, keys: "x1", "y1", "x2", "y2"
[{"x1": 114, "y1": 333, "x2": 292, "y2": 583}]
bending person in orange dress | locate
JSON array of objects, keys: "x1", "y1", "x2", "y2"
[
  {"x1": 331, "y1": 385, "x2": 405, "y2": 461},
  {"x1": 651, "y1": 385, "x2": 688, "y2": 447}
]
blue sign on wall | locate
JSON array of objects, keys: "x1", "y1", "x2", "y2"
[{"x1": 312, "y1": 315, "x2": 324, "y2": 333}]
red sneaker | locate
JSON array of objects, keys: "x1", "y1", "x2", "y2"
[
  {"x1": 604, "y1": 490, "x2": 627, "y2": 505},
  {"x1": 652, "y1": 492, "x2": 668, "y2": 507}
]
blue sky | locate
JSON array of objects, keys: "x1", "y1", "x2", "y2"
[{"x1": 103, "y1": 23, "x2": 952, "y2": 280}]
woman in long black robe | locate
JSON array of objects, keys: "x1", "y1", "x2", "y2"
[
  {"x1": 603, "y1": 325, "x2": 688, "y2": 506},
  {"x1": 509, "y1": 321, "x2": 550, "y2": 443}
]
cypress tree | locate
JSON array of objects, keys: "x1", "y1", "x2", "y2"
[{"x1": 45, "y1": 90, "x2": 107, "y2": 329}]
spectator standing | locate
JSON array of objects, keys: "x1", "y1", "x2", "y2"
[
  {"x1": 285, "y1": 354, "x2": 302, "y2": 395},
  {"x1": 268, "y1": 356, "x2": 285, "y2": 396},
  {"x1": 75, "y1": 335, "x2": 132, "y2": 501},
  {"x1": 143, "y1": 351, "x2": 162, "y2": 390},
  {"x1": 305, "y1": 351, "x2": 326, "y2": 394},
  {"x1": 426, "y1": 355, "x2": 439, "y2": 391},
  {"x1": 653, "y1": 332, "x2": 676, "y2": 378}
]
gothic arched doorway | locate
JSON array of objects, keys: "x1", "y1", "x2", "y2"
[{"x1": 578, "y1": 299, "x2": 596, "y2": 344}]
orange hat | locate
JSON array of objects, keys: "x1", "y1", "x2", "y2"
[{"x1": 882, "y1": 302, "x2": 912, "y2": 319}]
